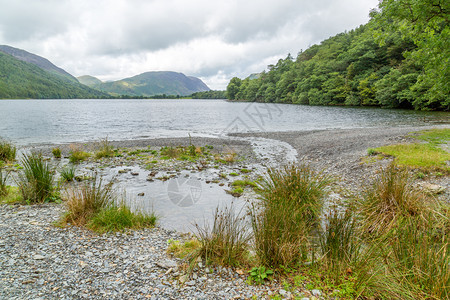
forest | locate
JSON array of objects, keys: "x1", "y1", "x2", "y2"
[{"x1": 226, "y1": 0, "x2": 449, "y2": 110}]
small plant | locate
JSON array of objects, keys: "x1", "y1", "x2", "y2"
[
  {"x1": 193, "y1": 205, "x2": 251, "y2": 267},
  {"x1": 226, "y1": 186, "x2": 244, "y2": 197},
  {"x1": 95, "y1": 138, "x2": 115, "y2": 159},
  {"x1": 60, "y1": 165, "x2": 76, "y2": 182},
  {"x1": 367, "y1": 148, "x2": 378, "y2": 156},
  {"x1": 415, "y1": 171, "x2": 425, "y2": 179},
  {"x1": 60, "y1": 176, "x2": 115, "y2": 226},
  {"x1": 248, "y1": 266, "x2": 273, "y2": 285},
  {"x1": 167, "y1": 239, "x2": 202, "y2": 259},
  {"x1": 358, "y1": 163, "x2": 433, "y2": 237},
  {"x1": 0, "y1": 169, "x2": 9, "y2": 197},
  {"x1": 240, "y1": 168, "x2": 251, "y2": 174},
  {"x1": 0, "y1": 140, "x2": 16, "y2": 162},
  {"x1": 87, "y1": 202, "x2": 157, "y2": 233},
  {"x1": 229, "y1": 172, "x2": 239, "y2": 177},
  {"x1": 69, "y1": 145, "x2": 90, "y2": 163},
  {"x1": 52, "y1": 147, "x2": 62, "y2": 159},
  {"x1": 17, "y1": 152, "x2": 55, "y2": 203}
]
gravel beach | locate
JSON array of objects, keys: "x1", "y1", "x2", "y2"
[{"x1": 1, "y1": 125, "x2": 448, "y2": 299}]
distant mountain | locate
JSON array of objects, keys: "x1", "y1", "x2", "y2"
[
  {"x1": 91, "y1": 71, "x2": 210, "y2": 97},
  {"x1": 0, "y1": 45, "x2": 78, "y2": 83},
  {"x1": 0, "y1": 50, "x2": 108, "y2": 99},
  {"x1": 77, "y1": 75, "x2": 103, "y2": 86}
]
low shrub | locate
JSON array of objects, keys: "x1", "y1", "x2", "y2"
[
  {"x1": 69, "y1": 145, "x2": 90, "y2": 163},
  {"x1": 17, "y1": 153, "x2": 54, "y2": 203},
  {"x1": 52, "y1": 147, "x2": 62, "y2": 159},
  {"x1": 0, "y1": 140, "x2": 16, "y2": 162}
]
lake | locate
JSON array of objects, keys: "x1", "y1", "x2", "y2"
[{"x1": 1, "y1": 99, "x2": 448, "y2": 146}]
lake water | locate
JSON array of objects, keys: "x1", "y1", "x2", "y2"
[
  {"x1": 1, "y1": 99, "x2": 448, "y2": 231},
  {"x1": 1, "y1": 99, "x2": 448, "y2": 146}
]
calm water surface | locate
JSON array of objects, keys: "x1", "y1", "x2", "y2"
[{"x1": 1, "y1": 99, "x2": 448, "y2": 145}]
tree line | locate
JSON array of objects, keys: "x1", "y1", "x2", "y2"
[{"x1": 226, "y1": 0, "x2": 449, "y2": 110}]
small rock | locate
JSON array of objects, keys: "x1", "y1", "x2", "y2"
[
  {"x1": 156, "y1": 259, "x2": 178, "y2": 269},
  {"x1": 279, "y1": 289, "x2": 287, "y2": 297},
  {"x1": 185, "y1": 280, "x2": 196, "y2": 286},
  {"x1": 131, "y1": 172, "x2": 139, "y2": 176},
  {"x1": 33, "y1": 254, "x2": 45, "y2": 260},
  {"x1": 138, "y1": 192, "x2": 145, "y2": 196},
  {"x1": 311, "y1": 289, "x2": 321, "y2": 297},
  {"x1": 420, "y1": 183, "x2": 445, "y2": 194}
]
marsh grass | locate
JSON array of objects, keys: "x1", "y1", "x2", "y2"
[
  {"x1": 60, "y1": 165, "x2": 76, "y2": 182},
  {"x1": 95, "y1": 138, "x2": 115, "y2": 159},
  {"x1": 0, "y1": 140, "x2": 16, "y2": 162},
  {"x1": 60, "y1": 176, "x2": 157, "y2": 233},
  {"x1": 0, "y1": 169, "x2": 8, "y2": 197},
  {"x1": 167, "y1": 239, "x2": 202, "y2": 259},
  {"x1": 252, "y1": 163, "x2": 331, "y2": 267},
  {"x1": 193, "y1": 205, "x2": 252, "y2": 267},
  {"x1": 319, "y1": 208, "x2": 360, "y2": 285},
  {"x1": 87, "y1": 202, "x2": 157, "y2": 233},
  {"x1": 17, "y1": 153, "x2": 54, "y2": 203},
  {"x1": 60, "y1": 176, "x2": 114, "y2": 226},
  {"x1": 52, "y1": 147, "x2": 62, "y2": 159},
  {"x1": 358, "y1": 163, "x2": 433, "y2": 237},
  {"x1": 69, "y1": 145, "x2": 90, "y2": 163},
  {"x1": 384, "y1": 216, "x2": 450, "y2": 299}
]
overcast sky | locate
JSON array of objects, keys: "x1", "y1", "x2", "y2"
[{"x1": 0, "y1": 0, "x2": 379, "y2": 90}]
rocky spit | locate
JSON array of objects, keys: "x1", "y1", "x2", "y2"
[{"x1": 0, "y1": 204, "x2": 323, "y2": 300}]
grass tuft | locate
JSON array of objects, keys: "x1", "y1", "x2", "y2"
[
  {"x1": 358, "y1": 163, "x2": 434, "y2": 237},
  {"x1": 60, "y1": 165, "x2": 76, "y2": 182},
  {"x1": 0, "y1": 140, "x2": 16, "y2": 162},
  {"x1": 87, "y1": 202, "x2": 157, "y2": 233},
  {"x1": 95, "y1": 138, "x2": 115, "y2": 159},
  {"x1": 52, "y1": 147, "x2": 62, "y2": 159},
  {"x1": 252, "y1": 163, "x2": 331, "y2": 267},
  {"x1": 0, "y1": 169, "x2": 9, "y2": 197},
  {"x1": 193, "y1": 205, "x2": 251, "y2": 267},
  {"x1": 69, "y1": 145, "x2": 90, "y2": 164},
  {"x1": 17, "y1": 152, "x2": 55, "y2": 203}
]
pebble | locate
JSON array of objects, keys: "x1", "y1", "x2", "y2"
[{"x1": 0, "y1": 204, "x2": 271, "y2": 299}]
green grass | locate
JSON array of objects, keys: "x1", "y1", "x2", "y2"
[
  {"x1": 59, "y1": 177, "x2": 157, "y2": 233},
  {"x1": 69, "y1": 149, "x2": 90, "y2": 163},
  {"x1": 0, "y1": 169, "x2": 8, "y2": 197},
  {"x1": 375, "y1": 143, "x2": 450, "y2": 171},
  {"x1": 358, "y1": 163, "x2": 434, "y2": 237},
  {"x1": 193, "y1": 205, "x2": 252, "y2": 267},
  {"x1": 229, "y1": 172, "x2": 239, "y2": 177},
  {"x1": 52, "y1": 147, "x2": 62, "y2": 159},
  {"x1": 373, "y1": 128, "x2": 450, "y2": 172},
  {"x1": 87, "y1": 203, "x2": 157, "y2": 233},
  {"x1": 167, "y1": 239, "x2": 202, "y2": 259},
  {"x1": 18, "y1": 152, "x2": 55, "y2": 204},
  {"x1": 95, "y1": 138, "x2": 115, "y2": 159},
  {"x1": 231, "y1": 179, "x2": 257, "y2": 188},
  {"x1": 0, "y1": 140, "x2": 16, "y2": 162},
  {"x1": 60, "y1": 165, "x2": 76, "y2": 182},
  {"x1": 0, "y1": 186, "x2": 22, "y2": 204}
]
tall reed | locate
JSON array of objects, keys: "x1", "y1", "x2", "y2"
[
  {"x1": 252, "y1": 163, "x2": 331, "y2": 267},
  {"x1": 17, "y1": 153, "x2": 54, "y2": 203}
]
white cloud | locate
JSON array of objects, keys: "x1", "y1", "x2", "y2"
[{"x1": 0, "y1": 0, "x2": 379, "y2": 90}]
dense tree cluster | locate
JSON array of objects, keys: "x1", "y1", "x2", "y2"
[
  {"x1": 190, "y1": 90, "x2": 227, "y2": 99},
  {"x1": 227, "y1": 0, "x2": 449, "y2": 110}
]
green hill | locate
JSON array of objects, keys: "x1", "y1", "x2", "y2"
[
  {"x1": 0, "y1": 51, "x2": 108, "y2": 99},
  {"x1": 91, "y1": 71, "x2": 210, "y2": 97},
  {"x1": 77, "y1": 75, "x2": 103, "y2": 86},
  {"x1": 0, "y1": 45, "x2": 78, "y2": 83}
]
